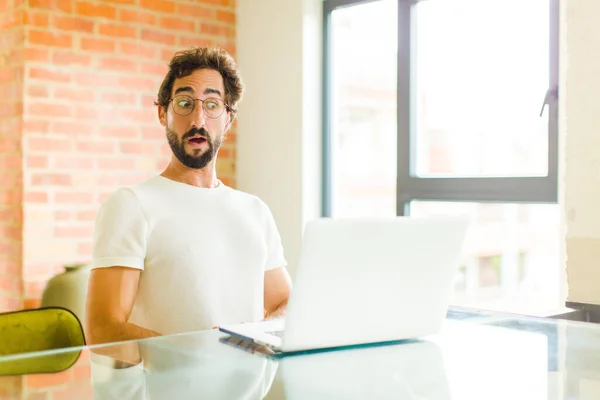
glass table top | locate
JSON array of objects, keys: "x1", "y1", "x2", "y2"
[{"x1": 0, "y1": 307, "x2": 598, "y2": 399}]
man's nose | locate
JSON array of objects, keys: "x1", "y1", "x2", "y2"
[{"x1": 190, "y1": 101, "x2": 206, "y2": 128}]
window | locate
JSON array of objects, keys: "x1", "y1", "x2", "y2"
[{"x1": 323, "y1": 0, "x2": 560, "y2": 314}]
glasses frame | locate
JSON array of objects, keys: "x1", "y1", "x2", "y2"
[{"x1": 168, "y1": 94, "x2": 231, "y2": 119}]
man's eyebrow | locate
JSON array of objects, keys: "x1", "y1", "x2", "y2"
[
  {"x1": 173, "y1": 86, "x2": 195, "y2": 95},
  {"x1": 204, "y1": 88, "x2": 222, "y2": 97}
]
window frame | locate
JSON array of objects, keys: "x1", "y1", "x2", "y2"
[{"x1": 322, "y1": 0, "x2": 560, "y2": 217}]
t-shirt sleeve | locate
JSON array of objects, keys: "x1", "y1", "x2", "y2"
[
  {"x1": 92, "y1": 188, "x2": 148, "y2": 270},
  {"x1": 261, "y1": 201, "x2": 287, "y2": 271}
]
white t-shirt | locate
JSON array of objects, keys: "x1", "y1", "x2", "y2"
[{"x1": 92, "y1": 176, "x2": 287, "y2": 335}]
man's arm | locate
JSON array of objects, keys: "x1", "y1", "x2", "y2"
[
  {"x1": 86, "y1": 266, "x2": 160, "y2": 344},
  {"x1": 264, "y1": 266, "x2": 292, "y2": 320}
]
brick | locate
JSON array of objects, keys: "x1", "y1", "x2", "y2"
[
  {"x1": 29, "y1": 29, "x2": 72, "y2": 48},
  {"x1": 26, "y1": 102, "x2": 72, "y2": 118},
  {"x1": 97, "y1": 175, "x2": 119, "y2": 186},
  {"x1": 52, "y1": 51, "x2": 92, "y2": 66},
  {"x1": 0, "y1": 118, "x2": 22, "y2": 135},
  {"x1": 24, "y1": 281, "x2": 48, "y2": 298},
  {"x1": 0, "y1": 29, "x2": 24, "y2": 48},
  {"x1": 28, "y1": 67, "x2": 70, "y2": 83},
  {"x1": 74, "y1": 363, "x2": 91, "y2": 380},
  {"x1": 54, "y1": 226, "x2": 94, "y2": 238},
  {"x1": 104, "y1": 0, "x2": 136, "y2": 4},
  {"x1": 80, "y1": 37, "x2": 115, "y2": 53},
  {"x1": 74, "y1": 72, "x2": 116, "y2": 87},
  {"x1": 118, "y1": 9, "x2": 156, "y2": 25},
  {"x1": 159, "y1": 17, "x2": 196, "y2": 33},
  {"x1": 23, "y1": 119, "x2": 50, "y2": 133},
  {"x1": 99, "y1": 57, "x2": 138, "y2": 72},
  {"x1": 118, "y1": 76, "x2": 156, "y2": 92},
  {"x1": 54, "y1": 156, "x2": 94, "y2": 169},
  {"x1": 52, "y1": 383, "x2": 94, "y2": 400},
  {"x1": 75, "y1": 106, "x2": 99, "y2": 119},
  {"x1": 99, "y1": 23, "x2": 137, "y2": 38},
  {"x1": 25, "y1": 368, "x2": 71, "y2": 388},
  {"x1": 119, "y1": 173, "x2": 151, "y2": 185},
  {"x1": 27, "y1": 156, "x2": 48, "y2": 168},
  {"x1": 27, "y1": 137, "x2": 71, "y2": 152},
  {"x1": 31, "y1": 173, "x2": 71, "y2": 186},
  {"x1": 120, "y1": 108, "x2": 156, "y2": 125},
  {"x1": 200, "y1": 23, "x2": 231, "y2": 37},
  {"x1": 53, "y1": 15, "x2": 95, "y2": 33},
  {"x1": 140, "y1": 0, "x2": 175, "y2": 13},
  {"x1": 23, "y1": 48, "x2": 51, "y2": 63},
  {"x1": 216, "y1": 10, "x2": 235, "y2": 24},
  {"x1": 27, "y1": 84, "x2": 49, "y2": 98},
  {"x1": 55, "y1": 192, "x2": 94, "y2": 204},
  {"x1": 75, "y1": 141, "x2": 115, "y2": 154},
  {"x1": 24, "y1": 191, "x2": 48, "y2": 203},
  {"x1": 75, "y1": 1, "x2": 116, "y2": 19},
  {"x1": 0, "y1": 138, "x2": 19, "y2": 152},
  {"x1": 100, "y1": 92, "x2": 138, "y2": 105},
  {"x1": 55, "y1": 211, "x2": 71, "y2": 221},
  {"x1": 103, "y1": 126, "x2": 139, "y2": 139},
  {"x1": 141, "y1": 29, "x2": 176, "y2": 45},
  {"x1": 50, "y1": 121, "x2": 93, "y2": 136},
  {"x1": 23, "y1": 298, "x2": 41, "y2": 309},
  {"x1": 23, "y1": 11, "x2": 50, "y2": 28},
  {"x1": 0, "y1": 260, "x2": 20, "y2": 277},
  {"x1": 119, "y1": 42, "x2": 156, "y2": 59},
  {"x1": 141, "y1": 62, "x2": 168, "y2": 77},
  {"x1": 97, "y1": 158, "x2": 136, "y2": 170},
  {"x1": 120, "y1": 141, "x2": 157, "y2": 155},
  {"x1": 180, "y1": 36, "x2": 212, "y2": 48},
  {"x1": 0, "y1": 297, "x2": 21, "y2": 312},
  {"x1": 0, "y1": 224, "x2": 21, "y2": 239},
  {"x1": 0, "y1": 69, "x2": 17, "y2": 84},
  {"x1": 0, "y1": 277, "x2": 20, "y2": 294},
  {"x1": 0, "y1": 9, "x2": 22, "y2": 30},
  {"x1": 0, "y1": 104, "x2": 22, "y2": 119},
  {"x1": 53, "y1": 87, "x2": 94, "y2": 102},
  {"x1": 177, "y1": 4, "x2": 214, "y2": 19},
  {"x1": 29, "y1": 0, "x2": 72, "y2": 13},
  {"x1": 0, "y1": 156, "x2": 21, "y2": 170},
  {"x1": 76, "y1": 210, "x2": 96, "y2": 221},
  {"x1": 161, "y1": 48, "x2": 175, "y2": 62}
]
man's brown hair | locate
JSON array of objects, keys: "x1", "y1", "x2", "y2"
[{"x1": 155, "y1": 47, "x2": 245, "y2": 121}]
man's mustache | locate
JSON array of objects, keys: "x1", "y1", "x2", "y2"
[{"x1": 183, "y1": 128, "x2": 209, "y2": 140}]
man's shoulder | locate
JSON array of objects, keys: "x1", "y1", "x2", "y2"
[
  {"x1": 222, "y1": 186, "x2": 267, "y2": 210},
  {"x1": 101, "y1": 176, "x2": 163, "y2": 208}
]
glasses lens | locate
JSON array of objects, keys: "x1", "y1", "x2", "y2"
[
  {"x1": 172, "y1": 95, "x2": 194, "y2": 115},
  {"x1": 202, "y1": 98, "x2": 225, "y2": 118}
]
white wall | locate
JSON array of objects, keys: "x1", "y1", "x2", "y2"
[
  {"x1": 562, "y1": 0, "x2": 600, "y2": 305},
  {"x1": 236, "y1": 0, "x2": 322, "y2": 278}
]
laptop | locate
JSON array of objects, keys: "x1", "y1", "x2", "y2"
[{"x1": 219, "y1": 216, "x2": 468, "y2": 354}]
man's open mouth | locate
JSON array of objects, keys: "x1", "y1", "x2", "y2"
[{"x1": 188, "y1": 137, "x2": 207, "y2": 144}]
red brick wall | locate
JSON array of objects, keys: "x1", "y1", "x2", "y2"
[
  {"x1": 11, "y1": 0, "x2": 237, "y2": 310},
  {"x1": 0, "y1": 1, "x2": 24, "y2": 312}
]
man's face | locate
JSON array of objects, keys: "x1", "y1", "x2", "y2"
[{"x1": 158, "y1": 68, "x2": 231, "y2": 169}]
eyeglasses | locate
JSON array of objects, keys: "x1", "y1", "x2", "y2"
[{"x1": 169, "y1": 95, "x2": 230, "y2": 118}]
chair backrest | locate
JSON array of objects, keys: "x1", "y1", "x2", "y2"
[{"x1": 0, "y1": 307, "x2": 86, "y2": 376}]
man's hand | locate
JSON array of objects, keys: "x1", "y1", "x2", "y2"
[{"x1": 263, "y1": 266, "x2": 292, "y2": 320}]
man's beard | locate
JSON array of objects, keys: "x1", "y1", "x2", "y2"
[{"x1": 166, "y1": 127, "x2": 222, "y2": 169}]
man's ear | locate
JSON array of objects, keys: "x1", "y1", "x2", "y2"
[
  {"x1": 158, "y1": 105, "x2": 167, "y2": 126},
  {"x1": 224, "y1": 112, "x2": 233, "y2": 131}
]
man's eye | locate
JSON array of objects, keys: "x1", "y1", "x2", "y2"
[
  {"x1": 206, "y1": 101, "x2": 218, "y2": 110},
  {"x1": 177, "y1": 100, "x2": 193, "y2": 108}
]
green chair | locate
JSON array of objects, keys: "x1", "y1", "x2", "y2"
[{"x1": 0, "y1": 307, "x2": 86, "y2": 376}]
